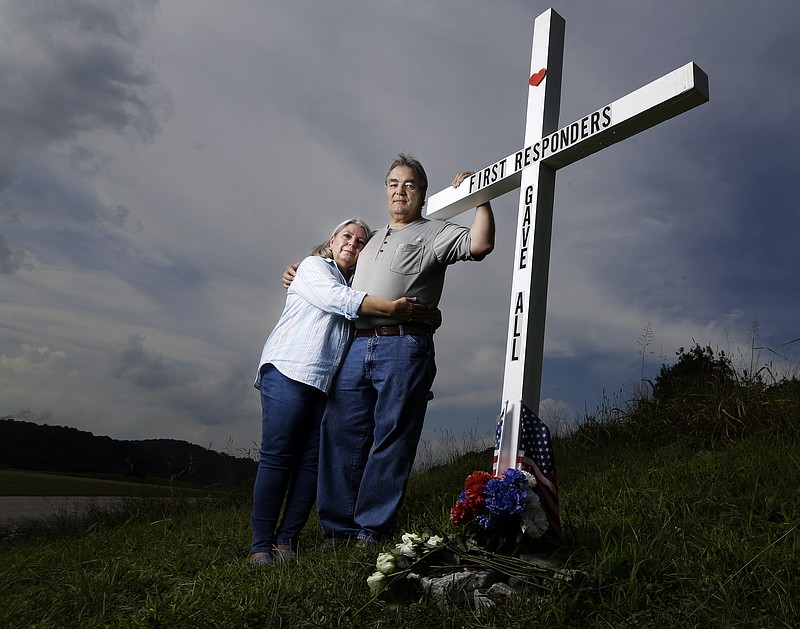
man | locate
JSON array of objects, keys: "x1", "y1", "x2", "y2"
[{"x1": 290, "y1": 154, "x2": 495, "y2": 545}]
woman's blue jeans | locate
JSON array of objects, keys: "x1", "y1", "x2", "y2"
[
  {"x1": 316, "y1": 332, "x2": 436, "y2": 541},
  {"x1": 250, "y1": 364, "x2": 327, "y2": 553}
]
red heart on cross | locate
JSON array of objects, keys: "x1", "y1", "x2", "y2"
[{"x1": 529, "y1": 68, "x2": 547, "y2": 87}]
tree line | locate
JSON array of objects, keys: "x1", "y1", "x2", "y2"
[{"x1": 0, "y1": 418, "x2": 256, "y2": 489}]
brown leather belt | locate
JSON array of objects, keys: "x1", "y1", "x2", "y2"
[{"x1": 355, "y1": 323, "x2": 432, "y2": 338}]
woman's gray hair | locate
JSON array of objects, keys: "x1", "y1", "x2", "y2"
[{"x1": 309, "y1": 217, "x2": 373, "y2": 258}]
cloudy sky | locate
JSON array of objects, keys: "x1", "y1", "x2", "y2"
[{"x1": 2, "y1": 0, "x2": 798, "y2": 457}]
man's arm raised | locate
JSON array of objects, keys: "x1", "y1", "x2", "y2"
[{"x1": 451, "y1": 171, "x2": 495, "y2": 260}]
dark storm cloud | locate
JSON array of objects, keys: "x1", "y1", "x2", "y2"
[
  {"x1": 0, "y1": 232, "x2": 30, "y2": 274},
  {"x1": 0, "y1": 0, "x2": 170, "y2": 192},
  {"x1": 111, "y1": 333, "x2": 187, "y2": 390},
  {"x1": 165, "y1": 366, "x2": 256, "y2": 431},
  {"x1": 109, "y1": 333, "x2": 253, "y2": 438}
]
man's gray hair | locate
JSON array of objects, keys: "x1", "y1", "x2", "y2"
[{"x1": 385, "y1": 153, "x2": 429, "y2": 197}]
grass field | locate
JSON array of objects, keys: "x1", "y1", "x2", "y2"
[
  {"x1": 1, "y1": 348, "x2": 798, "y2": 627},
  {"x1": 2, "y1": 432, "x2": 798, "y2": 628}
]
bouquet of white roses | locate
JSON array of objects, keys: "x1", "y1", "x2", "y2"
[{"x1": 367, "y1": 532, "x2": 446, "y2": 598}]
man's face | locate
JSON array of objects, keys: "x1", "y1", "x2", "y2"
[{"x1": 385, "y1": 165, "x2": 424, "y2": 225}]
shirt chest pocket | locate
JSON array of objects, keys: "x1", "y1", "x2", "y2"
[{"x1": 389, "y1": 242, "x2": 423, "y2": 275}]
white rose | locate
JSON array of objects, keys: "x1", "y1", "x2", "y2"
[
  {"x1": 376, "y1": 552, "x2": 396, "y2": 574},
  {"x1": 521, "y1": 490, "x2": 549, "y2": 538},
  {"x1": 367, "y1": 571, "x2": 388, "y2": 595},
  {"x1": 521, "y1": 470, "x2": 537, "y2": 488},
  {"x1": 397, "y1": 540, "x2": 418, "y2": 557},
  {"x1": 401, "y1": 532, "x2": 423, "y2": 544},
  {"x1": 425, "y1": 535, "x2": 444, "y2": 548}
]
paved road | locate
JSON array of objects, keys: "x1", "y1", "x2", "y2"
[{"x1": 0, "y1": 496, "x2": 130, "y2": 525}]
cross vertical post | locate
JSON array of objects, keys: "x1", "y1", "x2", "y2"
[{"x1": 494, "y1": 9, "x2": 564, "y2": 477}]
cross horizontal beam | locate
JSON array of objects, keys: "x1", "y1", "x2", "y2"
[{"x1": 425, "y1": 61, "x2": 709, "y2": 220}]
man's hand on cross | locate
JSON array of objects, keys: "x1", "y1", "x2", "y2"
[{"x1": 452, "y1": 171, "x2": 475, "y2": 188}]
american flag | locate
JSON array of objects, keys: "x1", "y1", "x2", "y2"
[{"x1": 494, "y1": 402, "x2": 561, "y2": 535}]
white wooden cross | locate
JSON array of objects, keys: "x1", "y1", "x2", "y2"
[{"x1": 425, "y1": 9, "x2": 709, "y2": 478}]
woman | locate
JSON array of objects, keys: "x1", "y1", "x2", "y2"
[{"x1": 249, "y1": 218, "x2": 422, "y2": 566}]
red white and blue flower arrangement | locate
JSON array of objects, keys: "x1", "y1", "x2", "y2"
[
  {"x1": 450, "y1": 468, "x2": 548, "y2": 549},
  {"x1": 367, "y1": 468, "x2": 552, "y2": 601}
]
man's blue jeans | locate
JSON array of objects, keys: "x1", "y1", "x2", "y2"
[
  {"x1": 250, "y1": 364, "x2": 327, "y2": 553},
  {"x1": 317, "y1": 331, "x2": 436, "y2": 541}
]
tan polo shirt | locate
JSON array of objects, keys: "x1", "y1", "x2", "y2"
[{"x1": 352, "y1": 218, "x2": 473, "y2": 329}]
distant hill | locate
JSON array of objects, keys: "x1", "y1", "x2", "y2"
[{"x1": 0, "y1": 418, "x2": 256, "y2": 488}]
